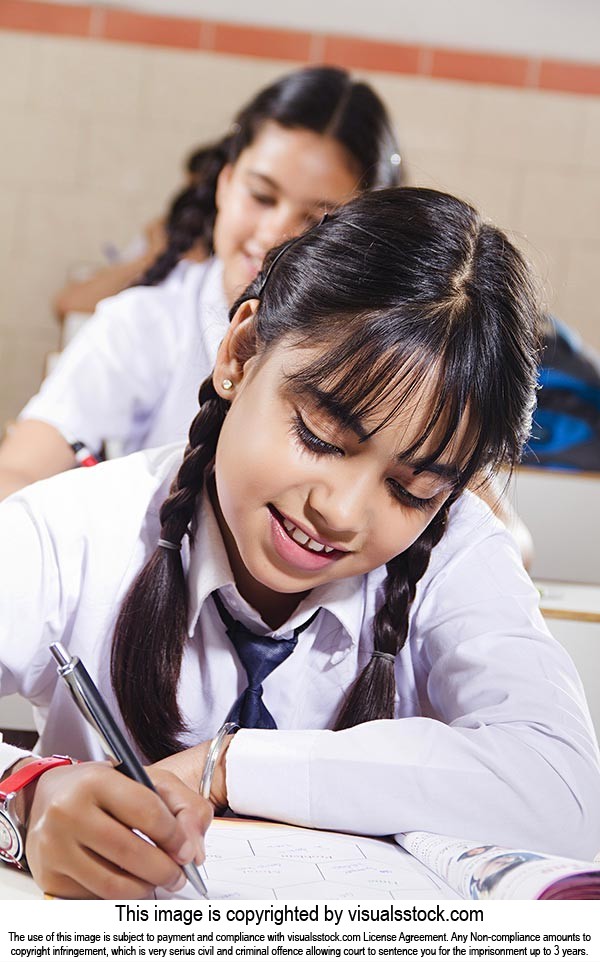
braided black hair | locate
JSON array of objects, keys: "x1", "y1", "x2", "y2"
[
  {"x1": 334, "y1": 500, "x2": 452, "y2": 729},
  {"x1": 141, "y1": 140, "x2": 231, "y2": 287},
  {"x1": 111, "y1": 378, "x2": 228, "y2": 759}
]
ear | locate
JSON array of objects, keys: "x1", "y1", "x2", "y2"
[
  {"x1": 213, "y1": 299, "x2": 260, "y2": 399},
  {"x1": 215, "y1": 163, "x2": 233, "y2": 212}
]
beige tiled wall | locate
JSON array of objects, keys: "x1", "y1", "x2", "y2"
[{"x1": 1, "y1": 29, "x2": 599, "y2": 429}]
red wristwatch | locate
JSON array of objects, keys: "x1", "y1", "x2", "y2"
[{"x1": 0, "y1": 755, "x2": 76, "y2": 869}]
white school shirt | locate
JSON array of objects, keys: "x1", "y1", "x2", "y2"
[
  {"x1": 1, "y1": 444, "x2": 599, "y2": 860},
  {"x1": 20, "y1": 259, "x2": 228, "y2": 454}
]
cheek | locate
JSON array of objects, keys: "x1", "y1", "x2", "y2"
[
  {"x1": 371, "y1": 507, "x2": 441, "y2": 566},
  {"x1": 214, "y1": 194, "x2": 245, "y2": 257},
  {"x1": 226, "y1": 187, "x2": 256, "y2": 236},
  {"x1": 214, "y1": 412, "x2": 276, "y2": 511}
]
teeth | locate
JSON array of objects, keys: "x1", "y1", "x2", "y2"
[
  {"x1": 292, "y1": 529, "x2": 310, "y2": 546},
  {"x1": 280, "y1": 515, "x2": 334, "y2": 554}
]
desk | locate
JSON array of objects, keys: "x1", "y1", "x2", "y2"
[
  {"x1": 537, "y1": 580, "x2": 600, "y2": 623},
  {"x1": 536, "y1": 580, "x2": 600, "y2": 739},
  {"x1": 0, "y1": 819, "x2": 453, "y2": 901},
  {"x1": 0, "y1": 862, "x2": 42, "y2": 898}
]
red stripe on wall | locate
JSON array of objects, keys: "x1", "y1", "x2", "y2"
[
  {"x1": 430, "y1": 48, "x2": 530, "y2": 88},
  {"x1": 211, "y1": 21, "x2": 312, "y2": 62},
  {"x1": 539, "y1": 58, "x2": 600, "y2": 96},
  {"x1": 0, "y1": 0, "x2": 598, "y2": 97},
  {"x1": 102, "y1": 8, "x2": 202, "y2": 49},
  {"x1": 0, "y1": 0, "x2": 90, "y2": 37},
  {"x1": 321, "y1": 35, "x2": 421, "y2": 75}
]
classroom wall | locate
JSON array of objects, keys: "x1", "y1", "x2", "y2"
[
  {"x1": 1, "y1": 4, "x2": 600, "y2": 431},
  {"x1": 32, "y1": 0, "x2": 600, "y2": 62}
]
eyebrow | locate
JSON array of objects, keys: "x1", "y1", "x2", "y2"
[
  {"x1": 246, "y1": 170, "x2": 333, "y2": 210},
  {"x1": 400, "y1": 458, "x2": 460, "y2": 481},
  {"x1": 294, "y1": 383, "x2": 461, "y2": 481}
]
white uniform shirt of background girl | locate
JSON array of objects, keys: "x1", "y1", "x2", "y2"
[{"x1": 1, "y1": 188, "x2": 599, "y2": 899}]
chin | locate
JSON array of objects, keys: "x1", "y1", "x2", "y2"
[{"x1": 246, "y1": 553, "x2": 316, "y2": 595}]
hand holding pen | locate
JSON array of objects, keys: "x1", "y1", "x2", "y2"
[{"x1": 21, "y1": 643, "x2": 210, "y2": 900}]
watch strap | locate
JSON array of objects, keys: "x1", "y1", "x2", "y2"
[{"x1": 0, "y1": 755, "x2": 75, "y2": 800}]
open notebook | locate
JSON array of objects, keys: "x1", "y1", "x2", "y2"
[{"x1": 157, "y1": 818, "x2": 600, "y2": 901}]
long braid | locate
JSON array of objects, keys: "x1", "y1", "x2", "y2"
[
  {"x1": 334, "y1": 499, "x2": 453, "y2": 730},
  {"x1": 111, "y1": 377, "x2": 228, "y2": 760},
  {"x1": 139, "y1": 138, "x2": 231, "y2": 287}
]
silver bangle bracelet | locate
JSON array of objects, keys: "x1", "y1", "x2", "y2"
[{"x1": 200, "y1": 722, "x2": 239, "y2": 802}]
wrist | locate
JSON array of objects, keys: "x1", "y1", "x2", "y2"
[
  {"x1": 0, "y1": 755, "x2": 77, "y2": 868},
  {"x1": 200, "y1": 724, "x2": 238, "y2": 813},
  {"x1": 2, "y1": 758, "x2": 37, "y2": 824},
  {"x1": 209, "y1": 734, "x2": 235, "y2": 810},
  {"x1": 150, "y1": 745, "x2": 207, "y2": 792}
]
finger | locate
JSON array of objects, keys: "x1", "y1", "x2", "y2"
[
  {"x1": 43, "y1": 872, "x2": 99, "y2": 900},
  {"x1": 76, "y1": 808, "x2": 188, "y2": 892},
  {"x1": 151, "y1": 769, "x2": 212, "y2": 866},
  {"x1": 29, "y1": 827, "x2": 156, "y2": 901},
  {"x1": 92, "y1": 768, "x2": 191, "y2": 859},
  {"x1": 56, "y1": 844, "x2": 163, "y2": 900},
  {"x1": 26, "y1": 763, "x2": 203, "y2": 898},
  {"x1": 31, "y1": 805, "x2": 186, "y2": 900}
]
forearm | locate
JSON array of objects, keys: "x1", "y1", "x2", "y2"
[
  {"x1": 0, "y1": 421, "x2": 75, "y2": 501},
  {"x1": 225, "y1": 721, "x2": 600, "y2": 860},
  {"x1": 0, "y1": 465, "x2": 38, "y2": 500}
]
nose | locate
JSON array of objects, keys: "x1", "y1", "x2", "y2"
[
  {"x1": 308, "y1": 467, "x2": 373, "y2": 542},
  {"x1": 255, "y1": 204, "x2": 307, "y2": 254}
]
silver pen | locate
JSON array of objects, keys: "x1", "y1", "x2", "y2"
[{"x1": 49, "y1": 642, "x2": 208, "y2": 898}]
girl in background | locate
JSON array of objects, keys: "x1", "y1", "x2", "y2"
[
  {"x1": 0, "y1": 66, "x2": 401, "y2": 498},
  {"x1": 1, "y1": 188, "x2": 598, "y2": 899}
]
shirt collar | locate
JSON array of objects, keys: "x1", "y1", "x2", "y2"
[{"x1": 185, "y1": 489, "x2": 368, "y2": 648}]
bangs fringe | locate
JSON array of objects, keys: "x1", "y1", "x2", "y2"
[{"x1": 287, "y1": 306, "x2": 512, "y2": 488}]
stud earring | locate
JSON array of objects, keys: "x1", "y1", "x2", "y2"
[{"x1": 222, "y1": 378, "x2": 234, "y2": 391}]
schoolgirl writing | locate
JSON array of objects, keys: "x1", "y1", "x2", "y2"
[{"x1": 0, "y1": 188, "x2": 599, "y2": 899}]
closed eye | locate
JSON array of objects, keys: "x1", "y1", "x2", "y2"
[
  {"x1": 293, "y1": 411, "x2": 445, "y2": 512},
  {"x1": 292, "y1": 413, "x2": 343, "y2": 457},
  {"x1": 386, "y1": 478, "x2": 442, "y2": 511},
  {"x1": 250, "y1": 190, "x2": 276, "y2": 206}
]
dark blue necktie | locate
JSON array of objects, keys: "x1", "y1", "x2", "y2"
[{"x1": 212, "y1": 591, "x2": 320, "y2": 729}]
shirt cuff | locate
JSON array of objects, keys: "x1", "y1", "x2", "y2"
[
  {"x1": 225, "y1": 728, "x2": 327, "y2": 827},
  {"x1": 0, "y1": 742, "x2": 37, "y2": 780}
]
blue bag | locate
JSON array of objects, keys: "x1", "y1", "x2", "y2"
[{"x1": 524, "y1": 318, "x2": 600, "y2": 471}]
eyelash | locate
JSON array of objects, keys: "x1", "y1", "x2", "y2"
[
  {"x1": 386, "y1": 479, "x2": 439, "y2": 512},
  {"x1": 249, "y1": 191, "x2": 321, "y2": 226},
  {"x1": 292, "y1": 413, "x2": 343, "y2": 457},
  {"x1": 292, "y1": 414, "x2": 439, "y2": 513}
]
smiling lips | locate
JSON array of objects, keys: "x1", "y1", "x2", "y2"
[
  {"x1": 243, "y1": 250, "x2": 263, "y2": 279},
  {"x1": 281, "y1": 516, "x2": 336, "y2": 554},
  {"x1": 268, "y1": 505, "x2": 347, "y2": 571}
]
